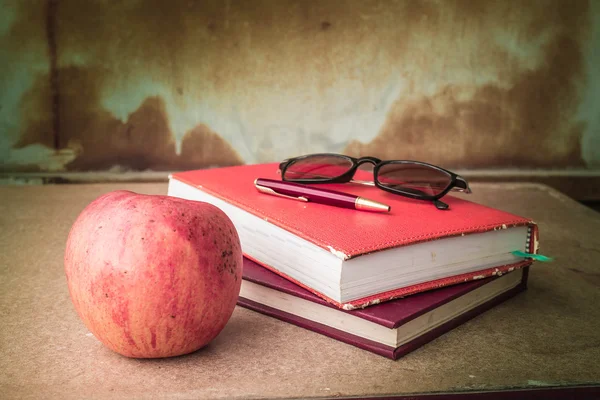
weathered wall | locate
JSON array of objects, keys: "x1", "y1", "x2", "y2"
[{"x1": 1, "y1": 0, "x2": 599, "y2": 172}]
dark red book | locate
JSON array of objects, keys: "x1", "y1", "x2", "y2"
[
  {"x1": 238, "y1": 257, "x2": 529, "y2": 360},
  {"x1": 169, "y1": 163, "x2": 538, "y2": 309}
]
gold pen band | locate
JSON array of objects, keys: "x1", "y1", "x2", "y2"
[
  {"x1": 255, "y1": 180, "x2": 308, "y2": 202},
  {"x1": 355, "y1": 197, "x2": 391, "y2": 212}
]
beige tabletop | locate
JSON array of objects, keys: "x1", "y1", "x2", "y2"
[{"x1": 1, "y1": 182, "x2": 599, "y2": 399}]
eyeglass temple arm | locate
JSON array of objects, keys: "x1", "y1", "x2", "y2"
[
  {"x1": 453, "y1": 176, "x2": 472, "y2": 193},
  {"x1": 277, "y1": 160, "x2": 290, "y2": 174}
]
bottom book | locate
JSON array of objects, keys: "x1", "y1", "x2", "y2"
[{"x1": 237, "y1": 258, "x2": 529, "y2": 360}]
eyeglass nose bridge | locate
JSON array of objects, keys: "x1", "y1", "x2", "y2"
[
  {"x1": 348, "y1": 157, "x2": 382, "y2": 186},
  {"x1": 355, "y1": 156, "x2": 382, "y2": 166}
]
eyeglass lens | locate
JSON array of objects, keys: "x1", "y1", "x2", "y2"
[
  {"x1": 283, "y1": 155, "x2": 353, "y2": 181},
  {"x1": 377, "y1": 163, "x2": 452, "y2": 197}
]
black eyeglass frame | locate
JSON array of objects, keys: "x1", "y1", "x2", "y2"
[{"x1": 278, "y1": 153, "x2": 472, "y2": 209}]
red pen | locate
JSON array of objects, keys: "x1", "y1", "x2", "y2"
[{"x1": 254, "y1": 178, "x2": 390, "y2": 213}]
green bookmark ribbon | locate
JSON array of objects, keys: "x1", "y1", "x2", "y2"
[{"x1": 512, "y1": 250, "x2": 553, "y2": 262}]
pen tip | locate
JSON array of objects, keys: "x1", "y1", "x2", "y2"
[{"x1": 355, "y1": 197, "x2": 391, "y2": 212}]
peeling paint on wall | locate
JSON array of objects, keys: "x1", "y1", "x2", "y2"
[
  {"x1": 15, "y1": 66, "x2": 243, "y2": 171},
  {"x1": 0, "y1": 0, "x2": 598, "y2": 172},
  {"x1": 580, "y1": 0, "x2": 600, "y2": 168},
  {"x1": 0, "y1": 1, "x2": 52, "y2": 169},
  {"x1": 345, "y1": 0, "x2": 590, "y2": 167}
]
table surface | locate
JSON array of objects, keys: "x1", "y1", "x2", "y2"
[{"x1": 1, "y1": 182, "x2": 599, "y2": 399}]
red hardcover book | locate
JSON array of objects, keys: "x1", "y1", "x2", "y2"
[
  {"x1": 168, "y1": 163, "x2": 538, "y2": 309},
  {"x1": 238, "y1": 257, "x2": 529, "y2": 360}
]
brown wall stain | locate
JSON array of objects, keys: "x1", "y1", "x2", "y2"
[
  {"x1": 344, "y1": 0, "x2": 590, "y2": 168},
  {"x1": 4, "y1": 0, "x2": 246, "y2": 172},
  {"x1": 179, "y1": 125, "x2": 244, "y2": 171},
  {"x1": 2, "y1": 0, "x2": 596, "y2": 172},
  {"x1": 14, "y1": 66, "x2": 242, "y2": 172}
]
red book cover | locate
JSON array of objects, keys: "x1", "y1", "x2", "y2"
[
  {"x1": 238, "y1": 257, "x2": 529, "y2": 360},
  {"x1": 170, "y1": 163, "x2": 538, "y2": 308}
]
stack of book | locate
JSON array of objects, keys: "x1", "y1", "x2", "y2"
[{"x1": 168, "y1": 163, "x2": 538, "y2": 360}]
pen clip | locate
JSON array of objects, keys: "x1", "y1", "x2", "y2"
[{"x1": 255, "y1": 184, "x2": 309, "y2": 202}]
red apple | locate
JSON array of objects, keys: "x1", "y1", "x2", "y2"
[{"x1": 64, "y1": 190, "x2": 242, "y2": 358}]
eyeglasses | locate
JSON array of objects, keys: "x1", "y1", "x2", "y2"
[{"x1": 278, "y1": 153, "x2": 472, "y2": 210}]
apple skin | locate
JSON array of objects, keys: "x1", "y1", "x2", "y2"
[{"x1": 64, "y1": 190, "x2": 242, "y2": 358}]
